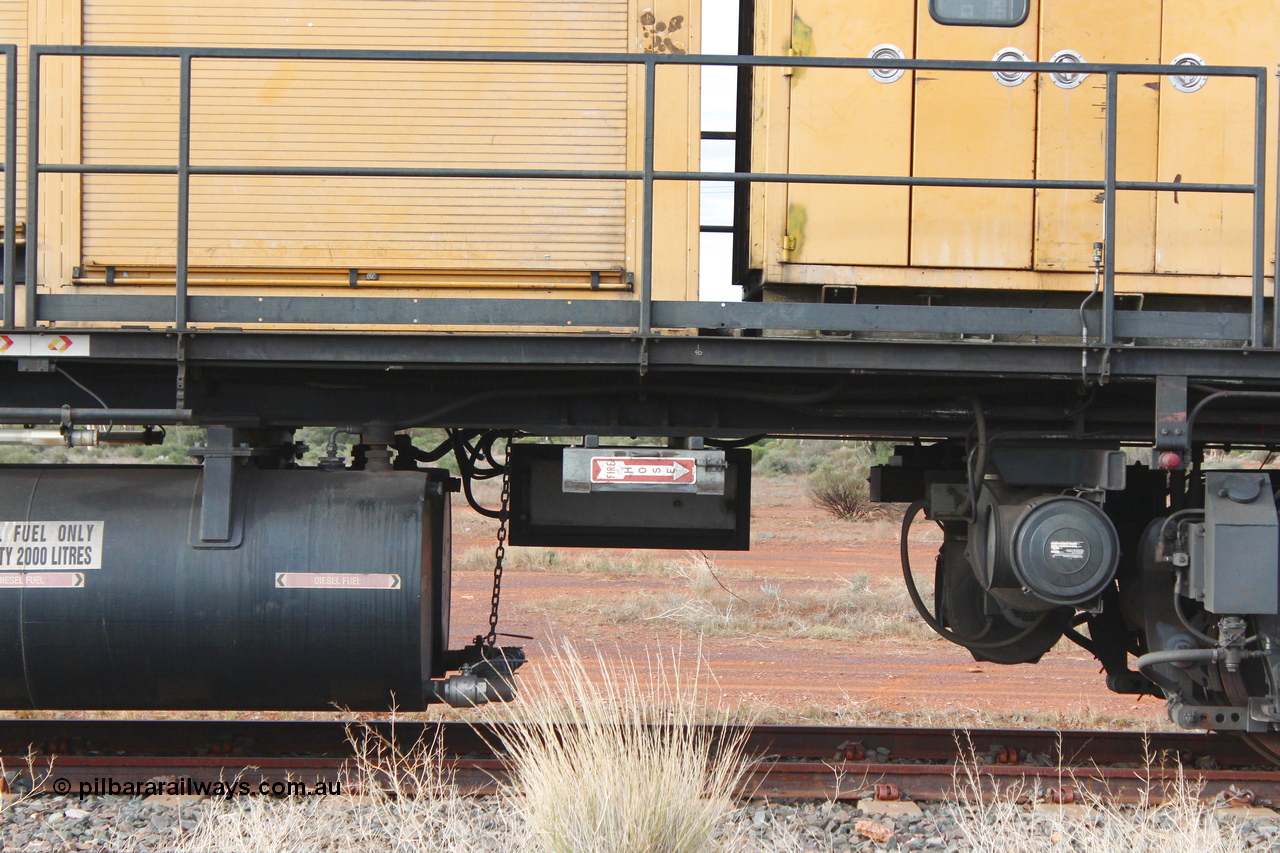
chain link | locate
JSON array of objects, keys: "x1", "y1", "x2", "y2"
[{"x1": 483, "y1": 439, "x2": 511, "y2": 646}]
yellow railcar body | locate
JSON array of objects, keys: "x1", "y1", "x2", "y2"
[
  {"x1": 0, "y1": 0, "x2": 701, "y2": 328},
  {"x1": 1156, "y1": 0, "x2": 1280, "y2": 277},
  {"x1": 784, "y1": 0, "x2": 914, "y2": 267},
  {"x1": 756, "y1": 0, "x2": 1280, "y2": 298},
  {"x1": 911, "y1": 1, "x2": 1038, "y2": 270},
  {"x1": 1034, "y1": 0, "x2": 1160, "y2": 274}
]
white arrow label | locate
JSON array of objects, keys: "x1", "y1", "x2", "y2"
[{"x1": 590, "y1": 457, "x2": 697, "y2": 484}]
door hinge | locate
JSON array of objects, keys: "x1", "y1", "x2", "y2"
[
  {"x1": 781, "y1": 233, "x2": 798, "y2": 261},
  {"x1": 784, "y1": 46, "x2": 801, "y2": 77}
]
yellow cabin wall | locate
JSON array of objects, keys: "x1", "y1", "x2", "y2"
[
  {"x1": 4, "y1": 0, "x2": 701, "y2": 308},
  {"x1": 1034, "y1": 0, "x2": 1161, "y2": 273},
  {"x1": 28, "y1": 0, "x2": 82, "y2": 310},
  {"x1": 646, "y1": 13, "x2": 701, "y2": 302},
  {"x1": 749, "y1": 0, "x2": 793, "y2": 282},
  {"x1": 80, "y1": 2, "x2": 624, "y2": 275},
  {"x1": 1156, "y1": 0, "x2": 1279, "y2": 278},
  {"x1": 754, "y1": 0, "x2": 1280, "y2": 297},
  {"x1": 911, "y1": 2, "x2": 1038, "y2": 269},
  {"x1": 0, "y1": 1, "x2": 24, "y2": 233},
  {"x1": 784, "y1": 0, "x2": 914, "y2": 267}
]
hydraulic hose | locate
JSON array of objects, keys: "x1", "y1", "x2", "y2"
[
  {"x1": 961, "y1": 397, "x2": 988, "y2": 523},
  {"x1": 1135, "y1": 646, "x2": 1268, "y2": 679},
  {"x1": 1133, "y1": 648, "x2": 1224, "y2": 675}
]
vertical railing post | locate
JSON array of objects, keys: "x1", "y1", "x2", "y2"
[
  {"x1": 1252, "y1": 70, "x2": 1267, "y2": 348},
  {"x1": 175, "y1": 51, "x2": 192, "y2": 331},
  {"x1": 23, "y1": 47, "x2": 38, "y2": 330},
  {"x1": 639, "y1": 55, "x2": 656, "y2": 337},
  {"x1": 1101, "y1": 70, "x2": 1118, "y2": 346},
  {"x1": 1272, "y1": 66, "x2": 1280, "y2": 350},
  {"x1": 2, "y1": 45, "x2": 16, "y2": 329}
]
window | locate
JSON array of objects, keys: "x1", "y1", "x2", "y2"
[{"x1": 930, "y1": 0, "x2": 1030, "y2": 27}]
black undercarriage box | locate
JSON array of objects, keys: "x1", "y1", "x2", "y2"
[{"x1": 507, "y1": 444, "x2": 751, "y2": 550}]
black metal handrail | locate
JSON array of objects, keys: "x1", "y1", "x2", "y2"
[
  {"x1": 11, "y1": 45, "x2": 1273, "y2": 347},
  {"x1": 0, "y1": 45, "x2": 14, "y2": 329}
]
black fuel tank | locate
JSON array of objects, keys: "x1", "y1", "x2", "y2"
[{"x1": 0, "y1": 465, "x2": 450, "y2": 711}]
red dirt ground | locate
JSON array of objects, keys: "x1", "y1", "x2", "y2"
[{"x1": 449, "y1": 477, "x2": 1168, "y2": 729}]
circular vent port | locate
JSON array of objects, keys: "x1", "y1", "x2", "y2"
[
  {"x1": 1170, "y1": 53, "x2": 1207, "y2": 93},
  {"x1": 868, "y1": 44, "x2": 905, "y2": 84},
  {"x1": 1049, "y1": 49, "x2": 1087, "y2": 89},
  {"x1": 992, "y1": 47, "x2": 1031, "y2": 87}
]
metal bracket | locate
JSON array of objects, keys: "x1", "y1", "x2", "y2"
[
  {"x1": 190, "y1": 427, "x2": 243, "y2": 544},
  {"x1": 1154, "y1": 375, "x2": 1189, "y2": 468},
  {"x1": 174, "y1": 333, "x2": 187, "y2": 412},
  {"x1": 1169, "y1": 698, "x2": 1266, "y2": 732}
]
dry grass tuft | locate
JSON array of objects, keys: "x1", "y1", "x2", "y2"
[
  {"x1": 948, "y1": 738, "x2": 1253, "y2": 852},
  {"x1": 515, "y1": 553, "x2": 932, "y2": 642},
  {"x1": 729, "y1": 696, "x2": 1170, "y2": 732},
  {"x1": 177, "y1": 722, "x2": 511, "y2": 853},
  {"x1": 454, "y1": 545, "x2": 699, "y2": 579},
  {"x1": 491, "y1": 641, "x2": 752, "y2": 853},
  {"x1": 950, "y1": 795, "x2": 1251, "y2": 853}
]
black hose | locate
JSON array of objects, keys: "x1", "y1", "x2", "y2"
[
  {"x1": 706, "y1": 435, "x2": 768, "y2": 449},
  {"x1": 1158, "y1": 508, "x2": 1205, "y2": 542},
  {"x1": 1172, "y1": 591, "x2": 1218, "y2": 646},
  {"x1": 900, "y1": 500, "x2": 1051, "y2": 651},
  {"x1": 450, "y1": 429, "x2": 505, "y2": 479},
  {"x1": 1187, "y1": 390, "x2": 1280, "y2": 442},
  {"x1": 961, "y1": 396, "x2": 988, "y2": 523},
  {"x1": 449, "y1": 430, "x2": 508, "y2": 519},
  {"x1": 395, "y1": 434, "x2": 454, "y2": 464}
]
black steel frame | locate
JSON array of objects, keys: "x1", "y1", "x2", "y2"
[{"x1": 4, "y1": 46, "x2": 1271, "y2": 350}]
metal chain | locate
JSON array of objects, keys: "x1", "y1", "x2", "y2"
[{"x1": 483, "y1": 439, "x2": 511, "y2": 646}]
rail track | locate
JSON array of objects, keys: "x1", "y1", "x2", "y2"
[{"x1": 2, "y1": 720, "x2": 1279, "y2": 806}]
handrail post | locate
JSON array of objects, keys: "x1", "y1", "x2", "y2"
[
  {"x1": 175, "y1": 51, "x2": 192, "y2": 331},
  {"x1": 1102, "y1": 71, "x2": 1118, "y2": 347},
  {"x1": 639, "y1": 55, "x2": 656, "y2": 337},
  {"x1": 1252, "y1": 70, "x2": 1267, "y2": 348},
  {"x1": 2, "y1": 45, "x2": 16, "y2": 329},
  {"x1": 1272, "y1": 66, "x2": 1280, "y2": 350},
  {"x1": 23, "y1": 47, "x2": 38, "y2": 330}
]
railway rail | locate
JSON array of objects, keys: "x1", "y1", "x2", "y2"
[{"x1": 3, "y1": 721, "x2": 1280, "y2": 806}]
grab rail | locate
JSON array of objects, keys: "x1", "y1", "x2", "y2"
[{"x1": 8, "y1": 46, "x2": 1273, "y2": 348}]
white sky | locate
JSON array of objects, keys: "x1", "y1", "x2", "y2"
[{"x1": 698, "y1": 0, "x2": 742, "y2": 302}]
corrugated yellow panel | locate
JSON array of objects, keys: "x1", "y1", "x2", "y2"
[
  {"x1": 32, "y1": 0, "x2": 82, "y2": 295},
  {"x1": 1035, "y1": 0, "x2": 1161, "y2": 274},
  {"x1": 81, "y1": 2, "x2": 632, "y2": 273},
  {"x1": 1156, "y1": 0, "x2": 1279, "y2": 276},
  {"x1": 0, "y1": 1, "x2": 24, "y2": 226},
  {"x1": 784, "y1": 0, "x2": 914, "y2": 266},
  {"x1": 911, "y1": 2, "x2": 1038, "y2": 269}
]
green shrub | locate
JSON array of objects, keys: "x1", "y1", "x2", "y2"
[
  {"x1": 753, "y1": 438, "x2": 831, "y2": 477},
  {"x1": 807, "y1": 442, "x2": 894, "y2": 520}
]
